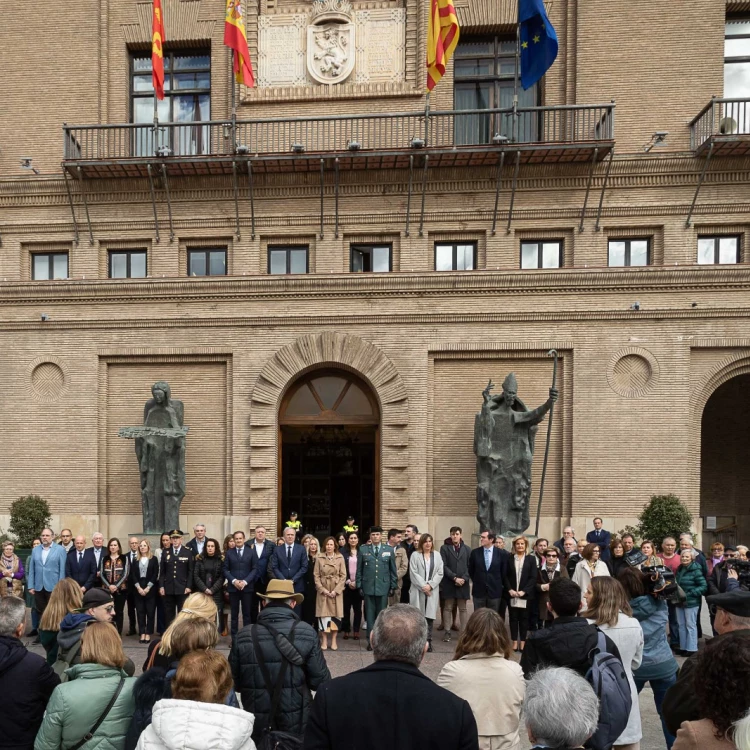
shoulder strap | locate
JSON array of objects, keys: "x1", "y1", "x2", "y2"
[
  {"x1": 68, "y1": 677, "x2": 125, "y2": 750},
  {"x1": 253, "y1": 624, "x2": 291, "y2": 731},
  {"x1": 596, "y1": 629, "x2": 607, "y2": 654}
]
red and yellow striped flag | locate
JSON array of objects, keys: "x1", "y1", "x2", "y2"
[
  {"x1": 224, "y1": 0, "x2": 255, "y2": 88},
  {"x1": 152, "y1": 0, "x2": 166, "y2": 100},
  {"x1": 426, "y1": 0, "x2": 460, "y2": 91}
]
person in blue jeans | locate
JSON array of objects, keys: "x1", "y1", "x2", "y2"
[{"x1": 618, "y1": 566, "x2": 679, "y2": 749}]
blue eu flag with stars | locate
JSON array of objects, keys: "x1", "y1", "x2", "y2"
[{"x1": 519, "y1": 0, "x2": 558, "y2": 90}]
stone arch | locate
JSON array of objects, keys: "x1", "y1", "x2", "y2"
[{"x1": 249, "y1": 332, "x2": 409, "y2": 527}]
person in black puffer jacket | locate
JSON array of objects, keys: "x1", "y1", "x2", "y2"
[
  {"x1": 193, "y1": 539, "x2": 225, "y2": 615},
  {"x1": 230, "y1": 579, "x2": 331, "y2": 743}
]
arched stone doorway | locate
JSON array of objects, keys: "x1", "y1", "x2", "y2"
[
  {"x1": 279, "y1": 369, "x2": 381, "y2": 539},
  {"x1": 700, "y1": 372, "x2": 750, "y2": 547}
]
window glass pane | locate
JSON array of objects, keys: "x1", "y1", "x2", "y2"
[
  {"x1": 53, "y1": 254, "x2": 68, "y2": 279},
  {"x1": 521, "y1": 242, "x2": 538, "y2": 269},
  {"x1": 456, "y1": 41, "x2": 493, "y2": 55},
  {"x1": 310, "y1": 377, "x2": 347, "y2": 409},
  {"x1": 110, "y1": 253, "x2": 127, "y2": 278},
  {"x1": 372, "y1": 247, "x2": 390, "y2": 272},
  {"x1": 454, "y1": 59, "x2": 492, "y2": 77},
  {"x1": 173, "y1": 72, "x2": 211, "y2": 90},
  {"x1": 133, "y1": 74, "x2": 154, "y2": 92},
  {"x1": 336, "y1": 383, "x2": 373, "y2": 416},
  {"x1": 435, "y1": 245, "x2": 454, "y2": 271},
  {"x1": 697, "y1": 238, "x2": 715, "y2": 265},
  {"x1": 630, "y1": 240, "x2": 649, "y2": 267},
  {"x1": 726, "y1": 20, "x2": 750, "y2": 36},
  {"x1": 174, "y1": 94, "x2": 208, "y2": 122},
  {"x1": 351, "y1": 248, "x2": 364, "y2": 272},
  {"x1": 33, "y1": 255, "x2": 49, "y2": 280},
  {"x1": 289, "y1": 249, "x2": 308, "y2": 274},
  {"x1": 173, "y1": 55, "x2": 211, "y2": 70},
  {"x1": 130, "y1": 252, "x2": 147, "y2": 278},
  {"x1": 719, "y1": 237, "x2": 739, "y2": 264},
  {"x1": 724, "y1": 61, "x2": 750, "y2": 98},
  {"x1": 608, "y1": 241, "x2": 626, "y2": 267},
  {"x1": 499, "y1": 60, "x2": 516, "y2": 76},
  {"x1": 725, "y1": 37, "x2": 750, "y2": 57},
  {"x1": 542, "y1": 242, "x2": 561, "y2": 268},
  {"x1": 209, "y1": 251, "x2": 226, "y2": 275},
  {"x1": 189, "y1": 252, "x2": 207, "y2": 276},
  {"x1": 457, "y1": 244, "x2": 474, "y2": 270},
  {"x1": 498, "y1": 40, "x2": 516, "y2": 53},
  {"x1": 285, "y1": 384, "x2": 321, "y2": 416},
  {"x1": 269, "y1": 250, "x2": 287, "y2": 274},
  {"x1": 133, "y1": 57, "x2": 152, "y2": 71}
]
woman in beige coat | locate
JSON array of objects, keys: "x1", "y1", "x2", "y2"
[
  {"x1": 314, "y1": 536, "x2": 346, "y2": 651},
  {"x1": 438, "y1": 608, "x2": 525, "y2": 750}
]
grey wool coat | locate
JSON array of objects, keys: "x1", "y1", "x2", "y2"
[{"x1": 440, "y1": 542, "x2": 472, "y2": 599}]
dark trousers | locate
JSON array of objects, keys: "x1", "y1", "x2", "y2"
[
  {"x1": 112, "y1": 591, "x2": 127, "y2": 635},
  {"x1": 126, "y1": 587, "x2": 138, "y2": 633},
  {"x1": 34, "y1": 589, "x2": 53, "y2": 616},
  {"x1": 635, "y1": 672, "x2": 678, "y2": 749},
  {"x1": 156, "y1": 592, "x2": 166, "y2": 634},
  {"x1": 363, "y1": 594, "x2": 388, "y2": 630},
  {"x1": 508, "y1": 604, "x2": 529, "y2": 641},
  {"x1": 229, "y1": 590, "x2": 253, "y2": 635},
  {"x1": 342, "y1": 586, "x2": 363, "y2": 633},
  {"x1": 528, "y1": 596, "x2": 539, "y2": 630},
  {"x1": 251, "y1": 579, "x2": 268, "y2": 624},
  {"x1": 667, "y1": 601, "x2": 680, "y2": 646},
  {"x1": 400, "y1": 577, "x2": 411, "y2": 604},
  {"x1": 163, "y1": 593, "x2": 188, "y2": 627},
  {"x1": 473, "y1": 596, "x2": 502, "y2": 615},
  {"x1": 135, "y1": 591, "x2": 157, "y2": 635}
]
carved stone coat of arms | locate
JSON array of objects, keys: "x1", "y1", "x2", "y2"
[{"x1": 306, "y1": 0, "x2": 355, "y2": 84}]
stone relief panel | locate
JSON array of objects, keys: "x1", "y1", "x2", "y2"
[
  {"x1": 258, "y1": 14, "x2": 307, "y2": 87},
  {"x1": 354, "y1": 8, "x2": 406, "y2": 84}
]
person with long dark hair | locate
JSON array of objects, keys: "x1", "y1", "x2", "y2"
[
  {"x1": 194, "y1": 537, "x2": 225, "y2": 620},
  {"x1": 131, "y1": 539, "x2": 159, "y2": 642},
  {"x1": 155, "y1": 532, "x2": 171, "y2": 635},
  {"x1": 341, "y1": 531, "x2": 363, "y2": 639},
  {"x1": 408, "y1": 533, "x2": 444, "y2": 651},
  {"x1": 608, "y1": 538, "x2": 629, "y2": 578},
  {"x1": 101, "y1": 537, "x2": 130, "y2": 635}
]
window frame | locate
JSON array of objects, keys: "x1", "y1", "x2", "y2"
[
  {"x1": 31, "y1": 252, "x2": 69, "y2": 281},
  {"x1": 108, "y1": 249, "x2": 148, "y2": 279},
  {"x1": 434, "y1": 241, "x2": 478, "y2": 271},
  {"x1": 187, "y1": 247, "x2": 228, "y2": 277},
  {"x1": 697, "y1": 235, "x2": 741, "y2": 265},
  {"x1": 267, "y1": 245, "x2": 310, "y2": 275},
  {"x1": 607, "y1": 237, "x2": 652, "y2": 268},
  {"x1": 519, "y1": 239, "x2": 563, "y2": 269},
  {"x1": 349, "y1": 243, "x2": 393, "y2": 273}
]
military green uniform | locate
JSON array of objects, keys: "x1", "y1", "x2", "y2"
[{"x1": 356, "y1": 542, "x2": 397, "y2": 631}]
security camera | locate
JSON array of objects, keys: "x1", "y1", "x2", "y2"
[{"x1": 41, "y1": 313, "x2": 50, "y2": 321}]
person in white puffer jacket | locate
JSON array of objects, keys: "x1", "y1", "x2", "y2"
[{"x1": 136, "y1": 650, "x2": 256, "y2": 750}]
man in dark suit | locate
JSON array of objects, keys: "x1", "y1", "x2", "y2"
[
  {"x1": 269, "y1": 526, "x2": 308, "y2": 594},
  {"x1": 468, "y1": 530, "x2": 508, "y2": 615},
  {"x1": 125, "y1": 536, "x2": 140, "y2": 636},
  {"x1": 185, "y1": 523, "x2": 207, "y2": 559},
  {"x1": 399, "y1": 524, "x2": 419, "y2": 604},
  {"x1": 223, "y1": 530, "x2": 258, "y2": 636},
  {"x1": 303, "y1": 604, "x2": 479, "y2": 750},
  {"x1": 65, "y1": 535, "x2": 97, "y2": 593},
  {"x1": 586, "y1": 516, "x2": 612, "y2": 563},
  {"x1": 159, "y1": 529, "x2": 195, "y2": 627},
  {"x1": 84, "y1": 532, "x2": 106, "y2": 585},
  {"x1": 248, "y1": 524, "x2": 275, "y2": 623}
]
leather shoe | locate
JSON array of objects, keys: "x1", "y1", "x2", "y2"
[
  {"x1": 366, "y1": 643, "x2": 373, "y2": 651},
  {"x1": 427, "y1": 643, "x2": 433, "y2": 652}
]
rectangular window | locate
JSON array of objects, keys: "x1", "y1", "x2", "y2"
[
  {"x1": 268, "y1": 246, "x2": 309, "y2": 275},
  {"x1": 725, "y1": 20, "x2": 750, "y2": 132},
  {"x1": 520, "y1": 240, "x2": 562, "y2": 269},
  {"x1": 350, "y1": 244, "x2": 392, "y2": 272},
  {"x1": 32, "y1": 253, "x2": 69, "y2": 280},
  {"x1": 697, "y1": 236, "x2": 740, "y2": 265},
  {"x1": 108, "y1": 250, "x2": 147, "y2": 279},
  {"x1": 131, "y1": 51, "x2": 211, "y2": 156},
  {"x1": 188, "y1": 249, "x2": 227, "y2": 276},
  {"x1": 608, "y1": 238, "x2": 650, "y2": 267},
  {"x1": 435, "y1": 242, "x2": 477, "y2": 271},
  {"x1": 454, "y1": 36, "x2": 538, "y2": 145}
]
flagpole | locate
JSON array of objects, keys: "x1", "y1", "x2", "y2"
[
  {"x1": 424, "y1": 92, "x2": 430, "y2": 145},
  {"x1": 513, "y1": 11, "x2": 520, "y2": 143},
  {"x1": 229, "y1": 48, "x2": 237, "y2": 149}
]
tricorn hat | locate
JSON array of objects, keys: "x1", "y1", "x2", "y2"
[
  {"x1": 257, "y1": 579, "x2": 304, "y2": 604},
  {"x1": 369, "y1": 525, "x2": 383, "y2": 534},
  {"x1": 502, "y1": 372, "x2": 518, "y2": 392}
]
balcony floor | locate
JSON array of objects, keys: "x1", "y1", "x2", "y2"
[{"x1": 694, "y1": 133, "x2": 750, "y2": 157}]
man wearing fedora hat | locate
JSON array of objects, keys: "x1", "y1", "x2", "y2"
[{"x1": 230, "y1": 579, "x2": 330, "y2": 744}]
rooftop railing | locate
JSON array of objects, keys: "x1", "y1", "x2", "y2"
[{"x1": 690, "y1": 97, "x2": 750, "y2": 151}]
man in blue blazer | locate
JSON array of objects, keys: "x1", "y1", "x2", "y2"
[
  {"x1": 269, "y1": 526, "x2": 308, "y2": 594},
  {"x1": 247, "y1": 524, "x2": 276, "y2": 623},
  {"x1": 586, "y1": 517, "x2": 612, "y2": 563},
  {"x1": 223, "y1": 530, "x2": 259, "y2": 636},
  {"x1": 28, "y1": 527, "x2": 67, "y2": 615},
  {"x1": 468, "y1": 531, "x2": 509, "y2": 614},
  {"x1": 65, "y1": 535, "x2": 97, "y2": 593}
]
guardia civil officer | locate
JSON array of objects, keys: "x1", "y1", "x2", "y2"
[
  {"x1": 356, "y1": 525, "x2": 397, "y2": 651},
  {"x1": 158, "y1": 528, "x2": 194, "y2": 627}
]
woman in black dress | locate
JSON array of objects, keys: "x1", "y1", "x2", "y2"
[
  {"x1": 193, "y1": 538, "x2": 225, "y2": 624},
  {"x1": 301, "y1": 537, "x2": 319, "y2": 626},
  {"x1": 101, "y1": 537, "x2": 130, "y2": 635}
]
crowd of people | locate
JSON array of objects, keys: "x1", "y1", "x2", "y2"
[{"x1": 0, "y1": 516, "x2": 748, "y2": 750}]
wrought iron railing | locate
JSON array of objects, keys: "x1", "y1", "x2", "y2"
[
  {"x1": 63, "y1": 103, "x2": 614, "y2": 161},
  {"x1": 690, "y1": 97, "x2": 750, "y2": 150}
]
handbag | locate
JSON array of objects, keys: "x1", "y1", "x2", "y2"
[
  {"x1": 252, "y1": 621, "x2": 303, "y2": 750},
  {"x1": 68, "y1": 677, "x2": 125, "y2": 750}
]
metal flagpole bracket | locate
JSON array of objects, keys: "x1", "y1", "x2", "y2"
[
  {"x1": 334, "y1": 157, "x2": 340, "y2": 239},
  {"x1": 490, "y1": 150, "x2": 506, "y2": 236},
  {"x1": 247, "y1": 160, "x2": 256, "y2": 240},
  {"x1": 319, "y1": 158, "x2": 325, "y2": 240},
  {"x1": 418, "y1": 154, "x2": 429, "y2": 237},
  {"x1": 232, "y1": 160, "x2": 241, "y2": 240},
  {"x1": 405, "y1": 154, "x2": 414, "y2": 237},
  {"x1": 76, "y1": 167, "x2": 94, "y2": 245},
  {"x1": 594, "y1": 149, "x2": 614, "y2": 232},
  {"x1": 686, "y1": 141, "x2": 715, "y2": 229},
  {"x1": 578, "y1": 147, "x2": 599, "y2": 233},
  {"x1": 159, "y1": 163, "x2": 175, "y2": 243},
  {"x1": 146, "y1": 164, "x2": 161, "y2": 244},
  {"x1": 63, "y1": 169, "x2": 80, "y2": 246},
  {"x1": 534, "y1": 348, "x2": 558, "y2": 537},
  {"x1": 505, "y1": 151, "x2": 521, "y2": 233}
]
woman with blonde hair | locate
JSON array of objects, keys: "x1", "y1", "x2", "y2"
[
  {"x1": 640, "y1": 540, "x2": 661, "y2": 569},
  {"x1": 301, "y1": 537, "x2": 319, "y2": 626},
  {"x1": 130, "y1": 539, "x2": 159, "y2": 643},
  {"x1": 408, "y1": 533, "x2": 444, "y2": 651},
  {"x1": 585, "y1": 577, "x2": 644, "y2": 750},
  {"x1": 572, "y1": 542, "x2": 610, "y2": 607},
  {"x1": 35, "y1": 622, "x2": 136, "y2": 750},
  {"x1": 38, "y1": 578, "x2": 83, "y2": 664},
  {"x1": 1, "y1": 540, "x2": 24, "y2": 598},
  {"x1": 314, "y1": 536, "x2": 346, "y2": 650},
  {"x1": 504, "y1": 536, "x2": 537, "y2": 652},
  {"x1": 438, "y1": 608, "x2": 525, "y2": 750}
]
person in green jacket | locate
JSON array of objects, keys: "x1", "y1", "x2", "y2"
[
  {"x1": 356, "y1": 526, "x2": 397, "y2": 651},
  {"x1": 34, "y1": 621, "x2": 136, "y2": 750},
  {"x1": 674, "y1": 549, "x2": 708, "y2": 656}
]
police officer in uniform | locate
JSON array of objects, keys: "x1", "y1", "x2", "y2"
[
  {"x1": 343, "y1": 516, "x2": 358, "y2": 535},
  {"x1": 159, "y1": 528, "x2": 194, "y2": 627},
  {"x1": 356, "y1": 525, "x2": 397, "y2": 651},
  {"x1": 285, "y1": 511, "x2": 303, "y2": 543}
]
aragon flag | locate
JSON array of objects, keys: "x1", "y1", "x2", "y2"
[
  {"x1": 152, "y1": 0, "x2": 165, "y2": 100},
  {"x1": 426, "y1": 0, "x2": 460, "y2": 91},
  {"x1": 224, "y1": 0, "x2": 255, "y2": 87}
]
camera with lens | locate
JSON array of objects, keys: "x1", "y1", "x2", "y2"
[
  {"x1": 642, "y1": 564, "x2": 678, "y2": 600},
  {"x1": 726, "y1": 558, "x2": 750, "y2": 587},
  {"x1": 625, "y1": 549, "x2": 647, "y2": 568}
]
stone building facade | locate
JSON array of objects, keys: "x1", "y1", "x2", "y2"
[{"x1": 0, "y1": 0, "x2": 749, "y2": 546}]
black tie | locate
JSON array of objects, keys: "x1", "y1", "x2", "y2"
[
  {"x1": 287, "y1": 546, "x2": 292, "y2": 564},
  {"x1": 78, "y1": 552, "x2": 82, "y2": 563}
]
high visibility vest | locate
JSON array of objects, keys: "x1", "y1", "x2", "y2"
[
  {"x1": 287, "y1": 519, "x2": 302, "y2": 530},
  {"x1": 343, "y1": 524, "x2": 358, "y2": 533}
]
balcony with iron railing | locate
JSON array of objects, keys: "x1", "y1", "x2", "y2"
[
  {"x1": 63, "y1": 103, "x2": 615, "y2": 178},
  {"x1": 690, "y1": 97, "x2": 750, "y2": 155}
]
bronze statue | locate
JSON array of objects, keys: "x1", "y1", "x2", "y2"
[
  {"x1": 474, "y1": 373, "x2": 558, "y2": 536},
  {"x1": 119, "y1": 381, "x2": 188, "y2": 533}
]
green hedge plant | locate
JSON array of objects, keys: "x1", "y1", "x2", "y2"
[{"x1": 8, "y1": 495, "x2": 52, "y2": 547}]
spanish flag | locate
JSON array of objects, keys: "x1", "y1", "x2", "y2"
[
  {"x1": 152, "y1": 0, "x2": 165, "y2": 100},
  {"x1": 224, "y1": 0, "x2": 255, "y2": 87},
  {"x1": 426, "y1": 0, "x2": 459, "y2": 91}
]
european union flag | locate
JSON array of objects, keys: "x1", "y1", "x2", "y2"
[{"x1": 519, "y1": 0, "x2": 558, "y2": 90}]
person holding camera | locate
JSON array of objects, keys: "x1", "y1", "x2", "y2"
[{"x1": 674, "y1": 549, "x2": 708, "y2": 657}]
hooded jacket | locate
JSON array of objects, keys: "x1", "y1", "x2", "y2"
[
  {"x1": 135, "y1": 699, "x2": 257, "y2": 750},
  {"x1": 629, "y1": 595, "x2": 677, "y2": 681},
  {"x1": 34, "y1": 663, "x2": 136, "y2": 750},
  {"x1": 57, "y1": 613, "x2": 136, "y2": 676},
  {"x1": 0, "y1": 635, "x2": 60, "y2": 750}
]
